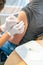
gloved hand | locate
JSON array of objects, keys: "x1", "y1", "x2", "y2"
[
  {"x1": 7, "y1": 21, "x2": 25, "y2": 37},
  {"x1": 1, "y1": 16, "x2": 18, "y2": 32},
  {"x1": 0, "y1": 23, "x2": 6, "y2": 32}
]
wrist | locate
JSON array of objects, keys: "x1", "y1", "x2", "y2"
[
  {"x1": 7, "y1": 32, "x2": 14, "y2": 38},
  {"x1": 7, "y1": 32, "x2": 12, "y2": 36},
  {"x1": 5, "y1": 32, "x2": 11, "y2": 38}
]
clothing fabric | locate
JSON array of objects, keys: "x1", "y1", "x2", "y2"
[
  {"x1": 0, "y1": 32, "x2": 17, "y2": 56},
  {"x1": 0, "y1": 0, "x2": 43, "y2": 64},
  {"x1": 0, "y1": 62, "x2": 4, "y2": 65},
  {"x1": 1, "y1": 41, "x2": 17, "y2": 55},
  {"x1": 20, "y1": 0, "x2": 43, "y2": 45},
  {"x1": 0, "y1": 41, "x2": 17, "y2": 63},
  {"x1": 15, "y1": 40, "x2": 43, "y2": 65}
]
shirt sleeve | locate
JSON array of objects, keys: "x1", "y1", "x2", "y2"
[
  {"x1": 15, "y1": 41, "x2": 43, "y2": 65},
  {"x1": 21, "y1": 0, "x2": 40, "y2": 24},
  {"x1": 22, "y1": 3, "x2": 33, "y2": 23}
]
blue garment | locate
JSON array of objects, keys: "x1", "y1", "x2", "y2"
[
  {"x1": 0, "y1": 32, "x2": 17, "y2": 62},
  {"x1": 0, "y1": 41, "x2": 17, "y2": 62},
  {"x1": 1, "y1": 41, "x2": 16, "y2": 55},
  {"x1": 0, "y1": 32, "x2": 17, "y2": 55}
]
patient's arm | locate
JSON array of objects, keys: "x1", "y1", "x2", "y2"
[
  {"x1": 4, "y1": 51, "x2": 27, "y2": 65},
  {"x1": 0, "y1": 11, "x2": 28, "y2": 45},
  {"x1": 9, "y1": 11, "x2": 28, "y2": 45}
]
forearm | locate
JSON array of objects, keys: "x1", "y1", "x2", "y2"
[
  {"x1": 0, "y1": 32, "x2": 11, "y2": 47},
  {"x1": 9, "y1": 11, "x2": 28, "y2": 45}
]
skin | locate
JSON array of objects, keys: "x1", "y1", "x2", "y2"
[
  {"x1": 0, "y1": 0, "x2": 43, "y2": 65},
  {"x1": 0, "y1": 11, "x2": 28, "y2": 46},
  {"x1": 0, "y1": 0, "x2": 42, "y2": 46},
  {"x1": 0, "y1": 0, "x2": 28, "y2": 47},
  {"x1": 0, "y1": 10, "x2": 28, "y2": 64},
  {"x1": 0, "y1": 0, "x2": 28, "y2": 46},
  {"x1": 4, "y1": 40, "x2": 43, "y2": 65},
  {"x1": 0, "y1": 0, "x2": 11, "y2": 47},
  {"x1": 0, "y1": 10, "x2": 43, "y2": 47},
  {"x1": 9, "y1": 11, "x2": 28, "y2": 45},
  {"x1": 0, "y1": 32, "x2": 11, "y2": 47}
]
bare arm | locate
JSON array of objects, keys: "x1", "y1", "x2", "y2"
[
  {"x1": 9, "y1": 11, "x2": 28, "y2": 45},
  {"x1": 0, "y1": 32, "x2": 10, "y2": 47},
  {"x1": 4, "y1": 51, "x2": 27, "y2": 65}
]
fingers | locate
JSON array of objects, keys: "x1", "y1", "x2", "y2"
[
  {"x1": 5, "y1": 16, "x2": 19, "y2": 31},
  {"x1": 18, "y1": 27, "x2": 24, "y2": 34},
  {"x1": 6, "y1": 15, "x2": 18, "y2": 23},
  {"x1": 15, "y1": 27, "x2": 24, "y2": 34},
  {"x1": 14, "y1": 21, "x2": 24, "y2": 30},
  {"x1": 6, "y1": 15, "x2": 16, "y2": 20},
  {"x1": 7, "y1": 21, "x2": 25, "y2": 36},
  {"x1": 13, "y1": 21, "x2": 25, "y2": 34},
  {"x1": 14, "y1": 21, "x2": 24, "y2": 28},
  {"x1": 17, "y1": 22, "x2": 24, "y2": 29}
]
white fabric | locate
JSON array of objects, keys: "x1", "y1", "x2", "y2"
[
  {"x1": 1, "y1": 16, "x2": 18, "y2": 32},
  {"x1": 1, "y1": 15, "x2": 24, "y2": 36},
  {"x1": 8, "y1": 21, "x2": 24, "y2": 36},
  {"x1": 15, "y1": 41, "x2": 43, "y2": 65}
]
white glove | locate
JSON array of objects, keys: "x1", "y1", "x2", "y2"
[
  {"x1": 7, "y1": 21, "x2": 24, "y2": 37},
  {"x1": 1, "y1": 23, "x2": 6, "y2": 32},
  {"x1": 1, "y1": 16, "x2": 18, "y2": 32}
]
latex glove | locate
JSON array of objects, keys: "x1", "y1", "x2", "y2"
[
  {"x1": 7, "y1": 21, "x2": 24, "y2": 37},
  {"x1": 1, "y1": 16, "x2": 18, "y2": 32},
  {"x1": 1, "y1": 23, "x2": 6, "y2": 32}
]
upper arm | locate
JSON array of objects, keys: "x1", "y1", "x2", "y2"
[{"x1": 9, "y1": 11, "x2": 28, "y2": 45}]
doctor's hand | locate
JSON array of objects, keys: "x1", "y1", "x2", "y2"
[
  {"x1": 1, "y1": 16, "x2": 18, "y2": 32},
  {"x1": 7, "y1": 21, "x2": 25, "y2": 37}
]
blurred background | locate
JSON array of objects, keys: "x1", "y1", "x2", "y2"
[{"x1": 0, "y1": 0, "x2": 30, "y2": 25}]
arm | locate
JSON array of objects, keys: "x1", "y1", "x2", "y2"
[
  {"x1": 4, "y1": 40, "x2": 43, "y2": 65},
  {"x1": 0, "y1": 11, "x2": 28, "y2": 45},
  {"x1": 4, "y1": 51, "x2": 27, "y2": 65},
  {"x1": 9, "y1": 11, "x2": 28, "y2": 45},
  {"x1": 0, "y1": 32, "x2": 11, "y2": 47}
]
